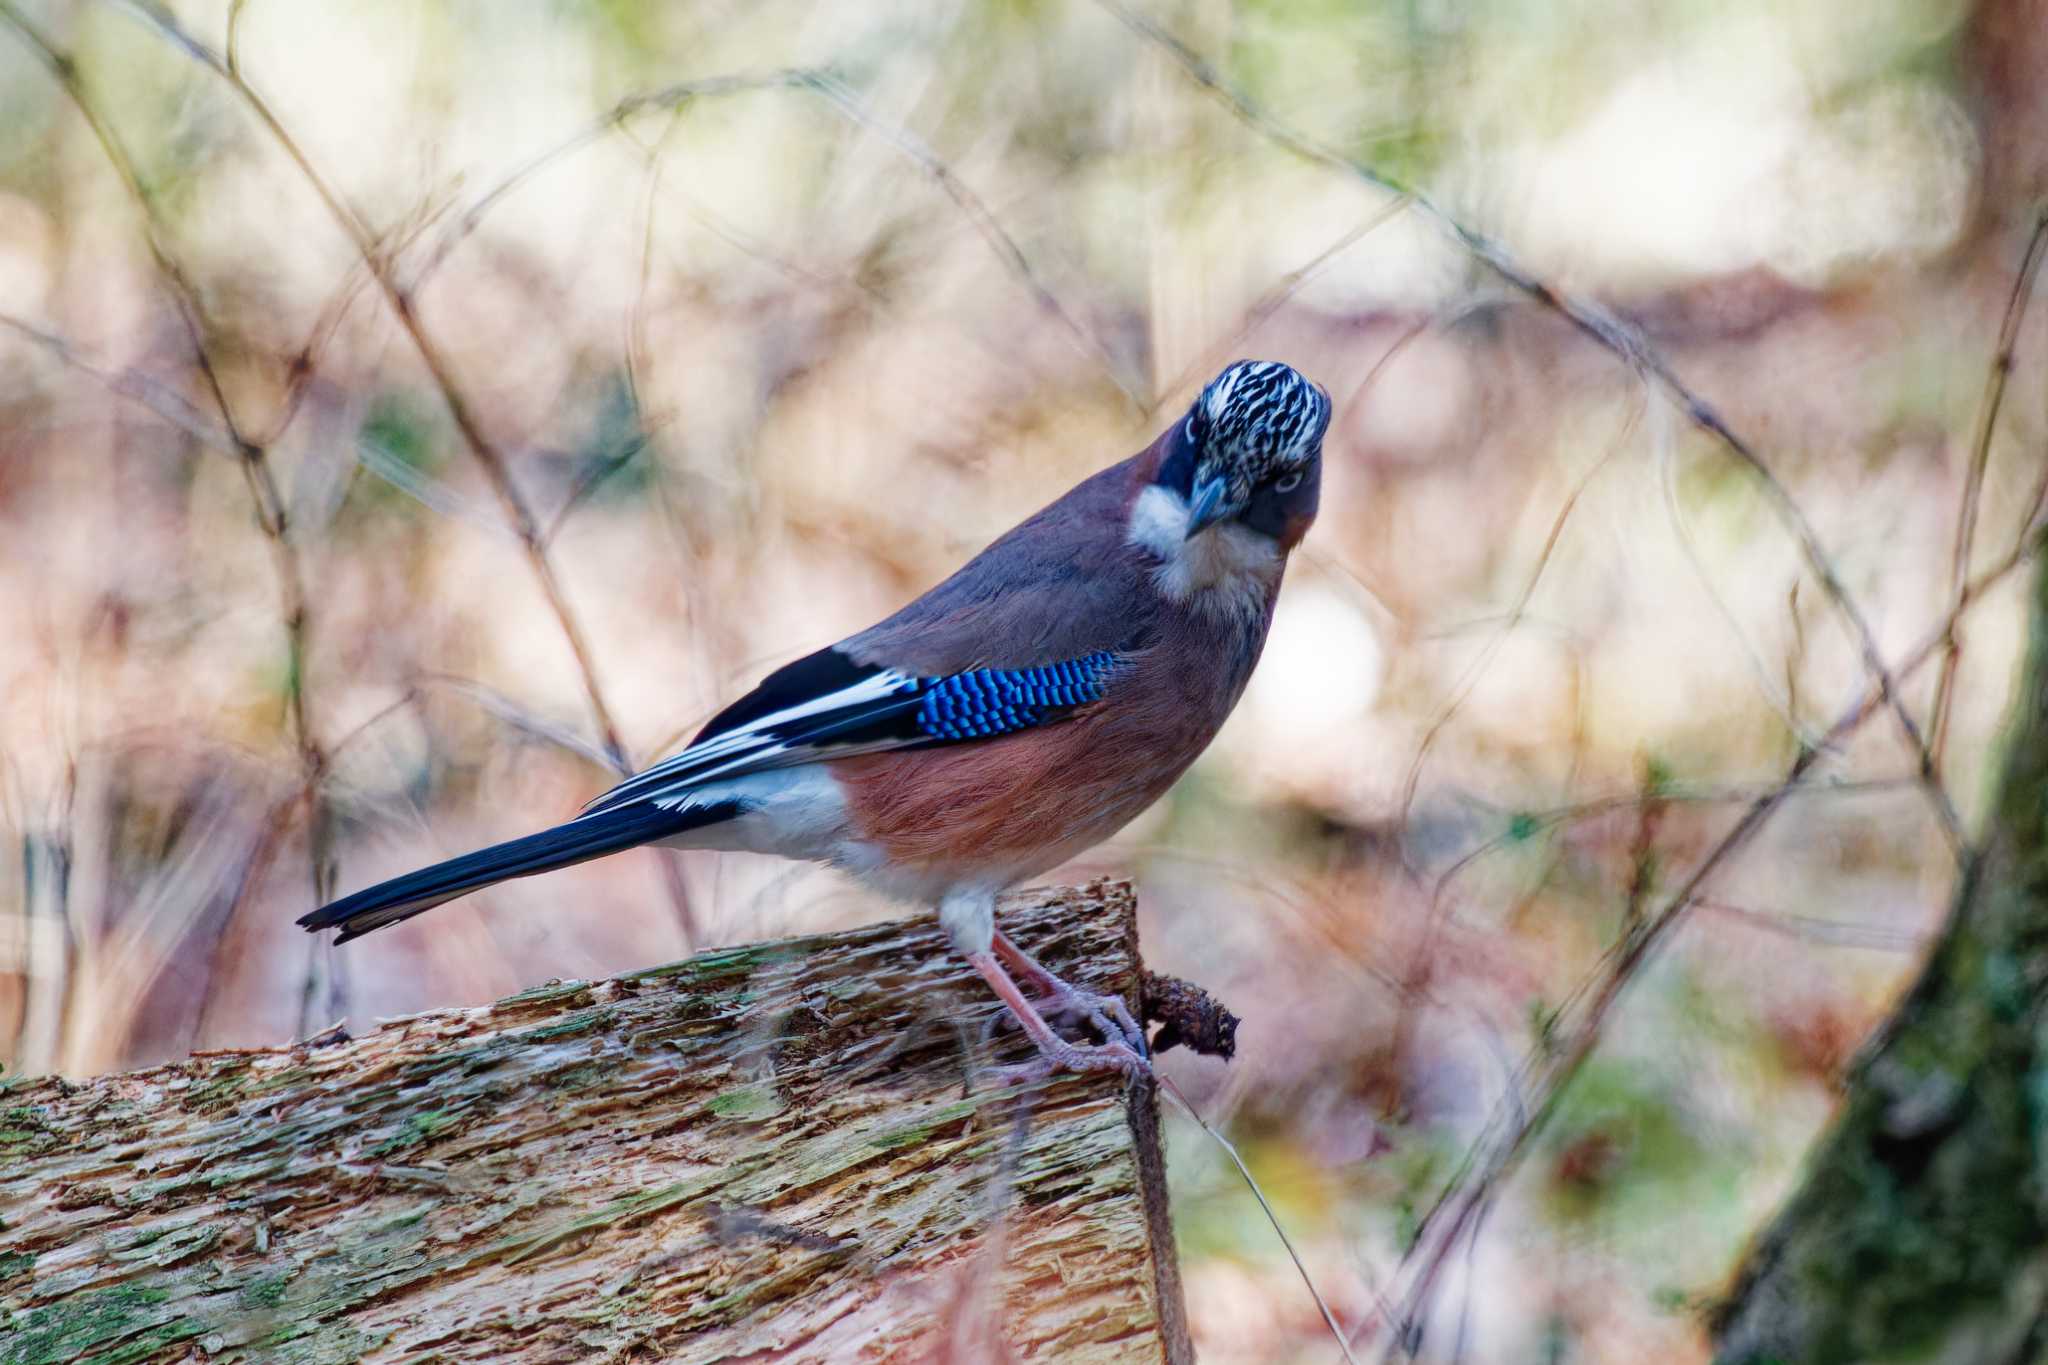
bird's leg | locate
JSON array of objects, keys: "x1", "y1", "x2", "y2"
[
  {"x1": 942, "y1": 889, "x2": 1147, "y2": 1077},
  {"x1": 965, "y1": 950, "x2": 1148, "y2": 1078},
  {"x1": 991, "y1": 929, "x2": 1149, "y2": 1059}
]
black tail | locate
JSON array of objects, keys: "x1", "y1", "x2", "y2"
[{"x1": 299, "y1": 799, "x2": 739, "y2": 943}]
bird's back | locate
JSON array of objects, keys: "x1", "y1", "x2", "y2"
[{"x1": 842, "y1": 451, "x2": 1166, "y2": 675}]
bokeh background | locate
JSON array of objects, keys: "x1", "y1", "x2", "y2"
[{"x1": 4, "y1": 0, "x2": 2046, "y2": 1359}]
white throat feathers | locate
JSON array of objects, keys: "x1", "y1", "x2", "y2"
[{"x1": 1126, "y1": 484, "x2": 1281, "y2": 621}]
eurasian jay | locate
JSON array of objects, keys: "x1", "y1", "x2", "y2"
[{"x1": 301, "y1": 359, "x2": 1332, "y2": 1076}]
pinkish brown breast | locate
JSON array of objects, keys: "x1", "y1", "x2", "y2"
[{"x1": 829, "y1": 606, "x2": 1275, "y2": 888}]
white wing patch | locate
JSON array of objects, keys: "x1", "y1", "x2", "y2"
[{"x1": 583, "y1": 668, "x2": 921, "y2": 814}]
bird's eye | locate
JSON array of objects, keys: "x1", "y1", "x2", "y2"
[{"x1": 1274, "y1": 471, "x2": 1303, "y2": 493}]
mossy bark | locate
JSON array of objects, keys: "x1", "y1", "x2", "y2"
[
  {"x1": 0, "y1": 879, "x2": 1191, "y2": 1363},
  {"x1": 1713, "y1": 550, "x2": 2048, "y2": 1364}
]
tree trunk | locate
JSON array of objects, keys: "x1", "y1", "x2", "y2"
[
  {"x1": 1712, "y1": 545, "x2": 2048, "y2": 1363},
  {"x1": 0, "y1": 879, "x2": 1193, "y2": 1364}
]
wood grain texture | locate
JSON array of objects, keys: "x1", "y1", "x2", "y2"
[{"x1": 0, "y1": 880, "x2": 1190, "y2": 1364}]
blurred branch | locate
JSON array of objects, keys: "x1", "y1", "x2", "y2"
[
  {"x1": 0, "y1": 313, "x2": 241, "y2": 457},
  {"x1": 224, "y1": 0, "x2": 249, "y2": 77},
  {"x1": 1102, "y1": 0, "x2": 1963, "y2": 856},
  {"x1": 409, "y1": 71, "x2": 816, "y2": 287},
  {"x1": 260, "y1": 190, "x2": 461, "y2": 452},
  {"x1": 542, "y1": 430, "x2": 657, "y2": 548},
  {"x1": 352, "y1": 430, "x2": 515, "y2": 536},
  {"x1": 795, "y1": 70, "x2": 1145, "y2": 409},
  {"x1": 1693, "y1": 898, "x2": 1927, "y2": 953},
  {"x1": 406, "y1": 66, "x2": 1145, "y2": 408},
  {"x1": 1424, "y1": 775, "x2": 1932, "y2": 950},
  {"x1": 1655, "y1": 397, "x2": 1825, "y2": 750},
  {"x1": 1456, "y1": 773, "x2": 1928, "y2": 833},
  {"x1": 323, "y1": 689, "x2": 421, "y2": 766},
  {"x1": 1396, "y1": 397, "x2": 1639, "y2": 847},
  {"x1": 1929, "y1": 204, "x2": 2048, "y2": 773},
  {"x1": 0, "y1": 2, "x2": 342, "y2": 1024},
  {"x1": 621, "y1": 110, "x2": 682, "y2": 433},
  {"x1": 417, "y1": 674, "x2": 629, "y2": 776},
  {"x1": 102, "y1": 0, "x2": 637, "y2": 785},
  {"x1": 1148, "y1": 195, "x2": 1413, "y2": 416},
  {"x1": 1372, "y1": 522, "x2": 2048, "y2": 1360}
]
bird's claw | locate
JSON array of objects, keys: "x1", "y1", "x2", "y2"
[
  {"x1": 968, "y1": 945, "x2": 1151, "y2": 1084},
  {"x1": 983, "y1": 975, "x2": 1149, "y2": 1060},
  {"x1": 989, "y1": 1036, "x2": 1151, "y2": 1090},
  {"x1": 1034, "y1": 979, "x2": 1149, "y2": 1059}
]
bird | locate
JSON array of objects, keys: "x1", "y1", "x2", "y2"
[{"x1": 301, "y1": 359, "x2": 1332, "y2": 1077}]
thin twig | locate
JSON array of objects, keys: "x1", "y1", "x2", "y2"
[
  {"x1": 1397, "y1": 396, "x2": 1640, "y2": 841},
  {"x1": 1148, "y1": 194, "x2": 1414, "y2": 416},
  {"x1": 103, "y1": 0, "x2": 635, "y2": 773},
  {"x1": 400, "y1": 63, "x2": 1144, "y2": 409},
  {"x1": 408, "y1": 71, "x2": 819, "y2": 288},
  {"x1": 258, "y1": 190, "x2": 460, "y2": 451},
  {"x1": 621, "y1": 109, "x2": 684, "y2": 434},
  {"x1": 224, "y1": 0, "x2": 249, "y2": 77},
  {"x1": 1929, "y1": 205, "x2": 2048, "y2": 771},
  {"x1": 1452, "y1": 773, "x2": 1923, "y2": 833},
  {"x1": 416, "y1": 675, "x2": 629, "y2": 776},
  {"x1": 1693, "y1": 898, "x2": 1927, "y2": 953},
  {"x1": 1654, "y1": 394, "x2": 1824, "y2": 749},
  {"x1": 540, "y1": 431, "x2": 655, "y2": 548},
  {"x1": 797, "y1": 70, "x2": 1146, "y2": 409},
  {"x1": 323, "y1": 690, "x2": 421, "y2": 765},
  {"x1": 1159, "y1": 1074, "x2": 1363, "y2": 1364},
  {"x1": 1101, "y1": 0, "x2": 1962, "y2": 856},
  {"x1": 0, "y1": 313, "x2": 240, "y2": 456}
]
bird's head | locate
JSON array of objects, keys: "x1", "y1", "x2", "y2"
[
  {"x1": 1153, "y1": 360, "x2": 1329, "y2": 549},
  {"x1": 1129, "y1": 360, "x2": 1330, "y2": 608}
]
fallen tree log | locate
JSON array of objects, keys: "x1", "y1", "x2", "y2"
[{"x1": 0, "y1": 879, "x2": 1194, "y2": 1363}]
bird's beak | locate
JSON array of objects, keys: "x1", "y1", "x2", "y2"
[{"x1": 1185, "y1": 476, "x2": 1230, "y2": 539}]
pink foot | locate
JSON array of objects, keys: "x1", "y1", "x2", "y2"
[
  {"x1": 967, "y1": 948, "x2": 1152, "y2": 1082},
  {"x1": 992, "y1": 930, "x2": 1149, "y2": 1059}
]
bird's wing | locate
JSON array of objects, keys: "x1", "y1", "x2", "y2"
[
  {"x1": 838, "y1": 456, "x2": 1158, "y2": 675},
  {"x1": 582, "y1": 647, "x2": 1123, "y2": 814},
  {"x1": 585, "y1": 450, "x2": 1165, "y2": 816}
]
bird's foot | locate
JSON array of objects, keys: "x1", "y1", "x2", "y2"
[
  {"x1": 967, "y1": 949, "x2": 1152, "y2": 1084},
  {"x1": 989, "y1": 1036, "x2": 1150, "y2": 1090},
  {"x1": 1027, "y1": 977, "x2": 1149, "y2": 1059},
  {"x1": 990, "y1": 929, "x2": 1149, "y2": 1059}
]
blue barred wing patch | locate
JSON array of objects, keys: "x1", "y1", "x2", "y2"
[
  {"x1": 582, "y1": 646, "x2": 1122, "y2": 816},
  {"x1": 916, "y1": 652, "x2": 1118, "y2": 740}
]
